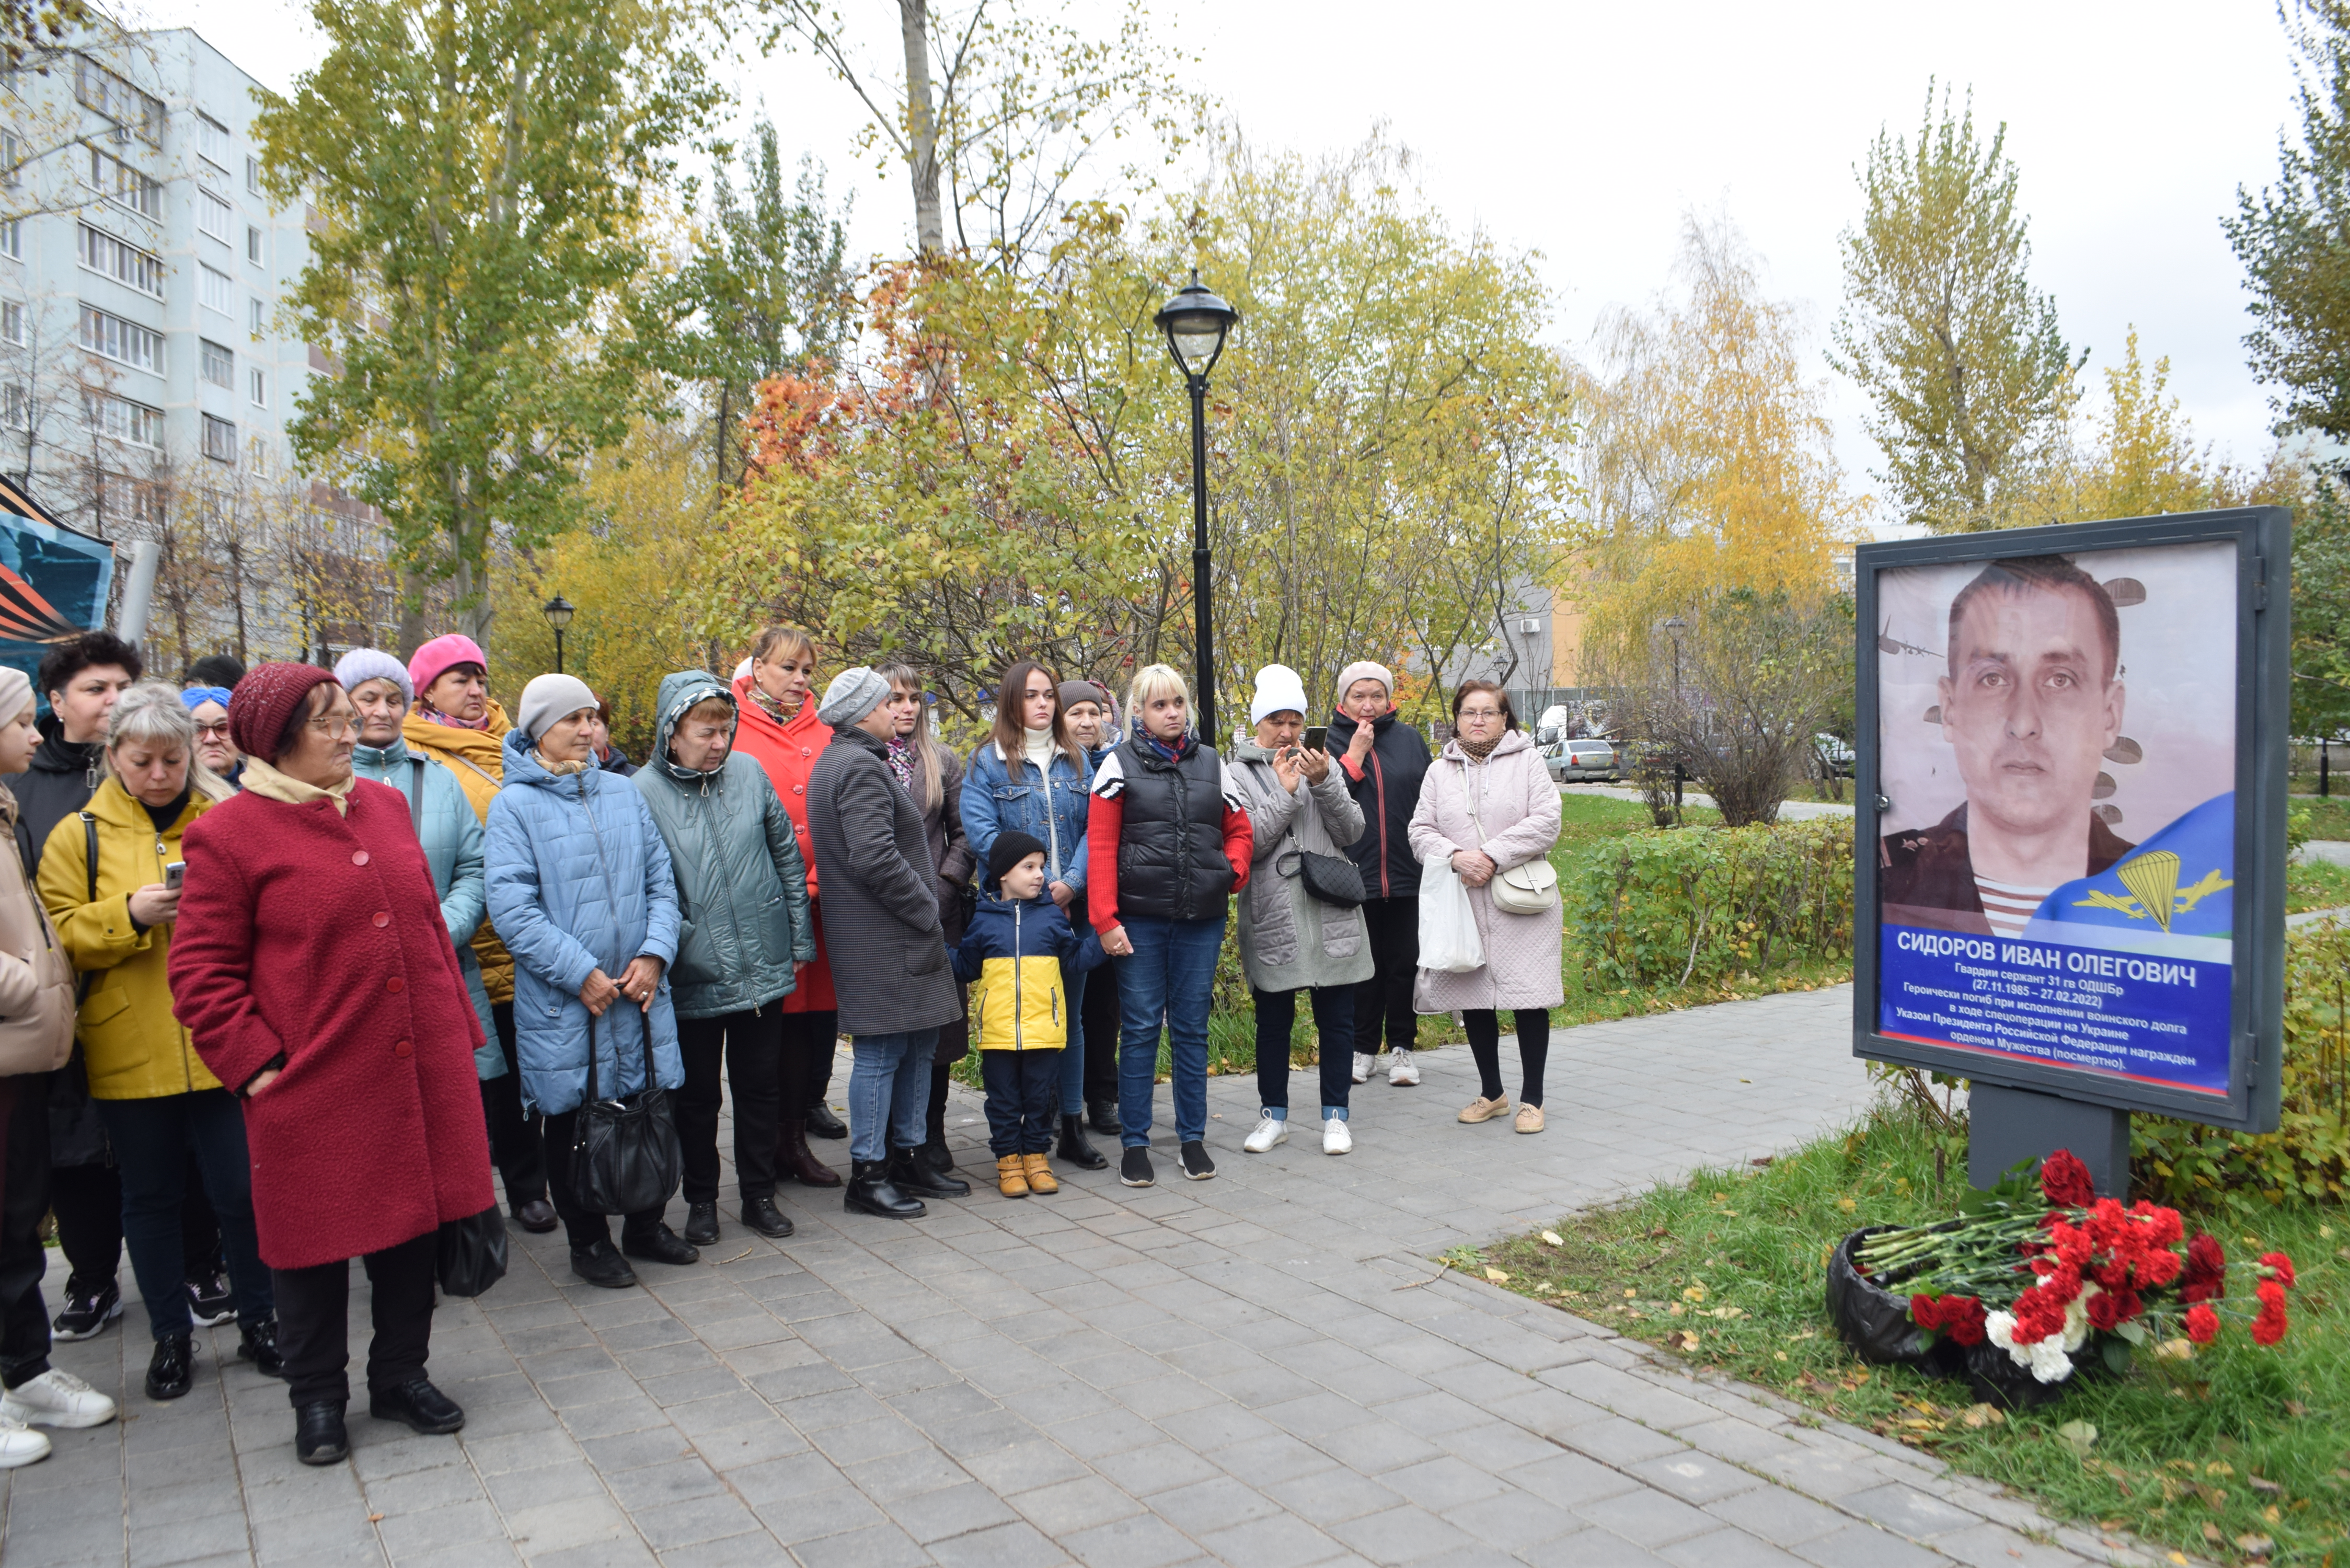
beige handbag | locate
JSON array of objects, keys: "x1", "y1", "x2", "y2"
[{"x1": 1464, "y1": 767, "x2": 1558, "y2": 917}]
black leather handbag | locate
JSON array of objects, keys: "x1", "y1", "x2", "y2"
[
  {"x1": 571, "y1": 1009, "x2": 681, "y2": 1217},
  {"x1": 436, "y1": 1204, "x2": 510, "y2": 1297},
  {"x1": 1278, "y1": 822, "x2": 1367, "y2": 908}
]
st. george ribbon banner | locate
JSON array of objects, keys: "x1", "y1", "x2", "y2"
[
  {"x1": 0, "y1": 472, "x2": 115, "y2": 706},
  {"x1": 1854, "y1": 508, "x2": 2289, "y2": 1135}
]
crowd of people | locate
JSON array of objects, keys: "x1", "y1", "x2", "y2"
[{"x1": 0, "y1": 627, "x2": 1563, "y2": 1470}]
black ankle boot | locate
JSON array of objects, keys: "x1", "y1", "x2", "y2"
[
  {"x1": 844, "y1": 1159, "x2": 925, "y2": 1219},
  {"x1": 920, "y1": 1135, "x2": 956, "y2": 1174},
  {"x1": 804, "y1": 1101, "x2": 847, "y2": 1139},
  {"x1": 1087, "y1": 1098, "x2": 1120, "y2": 1135},
  {"x1": 237, "y1": 1317, "x2": 287, "y2": 1378},
  {"x1": 890, "y1": 1146, "x2": 969, "y2": 1198},
  {"x1": 1056, "y1": 1114, "x2": 1109, "y2": 1170},
  {"x1": 295, "y1": 1401, "x2": 348, "y2": 1465},
  {"x1": 682, "y1": 1201, "x2": 720, "y2": 1246}
]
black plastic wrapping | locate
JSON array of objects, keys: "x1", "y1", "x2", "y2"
[{"x1": 1824, "y1": 1227, "x2": 1964, "y2": 1375}]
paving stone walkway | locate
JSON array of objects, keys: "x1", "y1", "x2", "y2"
[{"x1": 4, "y1": 987, "x2": 2163, "y2": 1568}]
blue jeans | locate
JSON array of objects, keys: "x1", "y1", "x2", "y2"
[
  {"x1": 1115, "y1": 914, "x2": 1226, "y2": 1148},
  {"x1": 94, "y1": 1090, "x2": 272, "y2": 1341},
  {"x1": 1055, "y1": 963, "x2": 1088, "y2": 1119},
  {"x1": 848, "y1": 1030, "x2": 937, "y2": 1164}
]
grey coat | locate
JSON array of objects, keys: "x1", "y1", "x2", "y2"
[
  {"x1": 1230, "y1": 741, "x2": 1374, "y2": 994},
  {"x1": 635, "y1": 672, "x2": 819, "y2": 1020},
  {"x1": 805, "y1": 726, "x2": 961, "y2": 1037}
]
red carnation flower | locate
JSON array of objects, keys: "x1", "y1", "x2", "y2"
[
  {"x1": 2259, "y1": 1251, "x2": 2297, "y2": 1289},
  {"x1": 2180, "y1": 1233, "x2": 2227, "y2": 1305},
  {"x1": 1941, "y1": 1296, "x2": 1988, "y2": 1346},
  {"x1": 2251, "y1": 1279, "x2": 2289, "y2": 1346},
  {"x1": 2184, "y1": 1304, "x2": 2219, "y2": 1344},
  {"x1": 2086, "y1": 1291, "x2": 2121, "y2": 1331},
  {"x1": 1910, "y1": 1294, "x2": 1944, "y2": 1331},
  {"x1": 2040, "y1": 1149, "x2": 2095, "y2": 1208}
]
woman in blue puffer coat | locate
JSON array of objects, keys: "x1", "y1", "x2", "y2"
[{"x1": 483, "y1": 675, "x2": 690, "y2": 1292}]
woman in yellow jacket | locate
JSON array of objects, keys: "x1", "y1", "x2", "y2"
[{"x1": 39, "y1": 683, "x2": 276, "y2": 1403}]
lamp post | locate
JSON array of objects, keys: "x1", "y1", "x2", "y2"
[
  {"x1": 1661, "y1": 616, "x2": 1687, "y2": 810},
  {"x1": 1154, "y1": 270, "x2": 1240, "y2": 745},
  {"x1": 542, "y1": 593, "x2": 575, "y2": 674}
]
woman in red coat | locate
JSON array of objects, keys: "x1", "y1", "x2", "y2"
[
  {"x1": 731, "y1": 626, "x2": 845, "y2": 1176},
  {"x1": 169, "y1": 664, "x2": 494, "y2": 1468}
]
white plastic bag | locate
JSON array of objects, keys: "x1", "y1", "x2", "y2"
[{"x1": 1418, "y1": 855, "x2": 1485, "y2": 973}]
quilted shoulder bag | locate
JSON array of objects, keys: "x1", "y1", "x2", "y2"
[
  {"x1": 1261, "y1": 761, "x2": 1365, "y2": 908},
  {"x1": 1463, "y1": 764, "x2": 1558, "y2": 917}
]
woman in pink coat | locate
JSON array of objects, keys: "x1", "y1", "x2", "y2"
[{"x1": 1408, "y1": 681, "x2": 1562, "y2": 1134}]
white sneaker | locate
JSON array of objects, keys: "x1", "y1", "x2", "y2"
[
  {"x1": 1389, "y1": 1050, "x2": 1420, "y2": 1087},
  {"x1": 1323, "y1": 1117, "x2": 1353, "y2": 1155},
  {"x1": 1243, "y1": 1116, "x2": 1288, "y2": 1152},
  {"x1": 1351, "y1": 1053, "x2": 1373, "y2": 1084},
  {"x1": 0, "y1": 1369, "x2": 117, "y2": 1429},
  {"x1": 0, "y1": 1413, "x2": 50, "y2": 1468}
]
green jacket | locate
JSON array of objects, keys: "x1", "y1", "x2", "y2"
[
  {"x1": 634, "y1": 671, "x2": 816, "y2": 1019},
  {"x1": 352, "y1": 739, "x2": 501, "y2": 1078}
]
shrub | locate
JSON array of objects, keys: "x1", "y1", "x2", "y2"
[
  {"x1": 1565, "y1": 817, "x2": 1853, "y2": 989},
  {"x1": 2133, "y1": 918, "x2": 2350, "y2": 1206}
]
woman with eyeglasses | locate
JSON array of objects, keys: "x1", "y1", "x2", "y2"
[
  {"x1": 181, "y1": 687, "x2": 243, "y2": 791},
  {"x1": 171, "y1": 664, "x2": 496, "y2": 1465},
  {"x1": 1407, "y1": 681, "x2": 1562, "y2": 1134}
]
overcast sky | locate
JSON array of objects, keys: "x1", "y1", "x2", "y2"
[{"x1": 137, "y1": 0, "x2": 2310, "y2": 524}]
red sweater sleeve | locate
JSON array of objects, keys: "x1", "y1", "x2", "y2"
[
  {"x1": 1087, "y1": 791, "x2": 1123, "y2": 934},
  {"x1": 1223, "y1": 802, "x2": 1253, "y2": 891}
]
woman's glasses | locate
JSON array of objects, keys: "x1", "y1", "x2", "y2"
[
  {"x1": 193, "y1": 721, "x2": 232, "y2": 739},
  {"x1": 305, "y1": 715, "x2": 357, "y2": 741}
]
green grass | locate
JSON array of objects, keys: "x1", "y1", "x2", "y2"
[
  {"x1": 2288, "y1": 859, "x2": 2350, "y2": 915},
  {"x1": 1472, "y1": 1109, "x2": 2350, "y2": 1566},
  {"x1": 2293, "y1": 794, "x2": 2350, "y2": 844}
]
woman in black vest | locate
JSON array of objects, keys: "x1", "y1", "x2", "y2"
[{"x1": 1084, "y1": 664, "x2": 1253, "y2": 1189}]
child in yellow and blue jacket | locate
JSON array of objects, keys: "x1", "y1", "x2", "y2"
[{"x1": 950, "y1": 831, "x2": 1106, "y2": 1197}]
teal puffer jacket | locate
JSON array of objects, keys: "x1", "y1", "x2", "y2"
[
  {"x1": 351, "y1": 739, "x2": 501, "y2": 1078},
  {"x1": 634, "y1": 672, "x2": 816, "y2": 1020}
]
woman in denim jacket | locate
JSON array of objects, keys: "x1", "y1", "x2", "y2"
[{"x1": 959, "y1": 661, "x2": 1102, "y2": 1169}]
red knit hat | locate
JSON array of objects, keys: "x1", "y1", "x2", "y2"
[{"x1": 228, "y1": 661, "x2": 339, "y2": 761}]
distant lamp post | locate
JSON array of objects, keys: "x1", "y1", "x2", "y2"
[
  {"x1": 1660, "y1": 615, "x2": 1688, "y2": 810},
  {"x1": 1154, "y1": 269, "x2": 1240, "y2": 744},
  {"x1": 542, "y1": 593, "x2": 575, "y2": 674}
]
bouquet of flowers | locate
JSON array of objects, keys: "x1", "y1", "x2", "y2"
[{"x1": 1838, "y1": 1150, "x2": 2296, "y2": 1390}]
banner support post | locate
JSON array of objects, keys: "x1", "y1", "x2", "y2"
[{"x1": 1965, "y1": 1083, "x2": 2131, "y2": 1197}]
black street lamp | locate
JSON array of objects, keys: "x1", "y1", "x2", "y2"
[
  {"x1": 1154, "y1": 269, "x2": 1240, "y2": 745},
  {"x1": 542, "y1": 593, "x2": 575, "y2": 674}
]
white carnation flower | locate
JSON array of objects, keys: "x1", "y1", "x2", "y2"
[
  {"x1": 1985, "y1": 1310, "x2": 2036, "y2": 1369},
  {"x1": 2027, "y1": 1338, "x2": 2075, "y2": 1383},
  {"x1": 2061, "y1": 1284, "x2": 2097, "y2": 1353}
]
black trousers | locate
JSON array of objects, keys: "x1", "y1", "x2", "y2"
[
  {"x1": 676, "y1": 1000, "x2": 785, "y2": 1205},
  {"x1": 980, "y1": 1051, "x2": 1058, "y2": 1157},
  {"x1": 776, "y1": 1010, "x2": 837, "y2": 1122},
  {"x1": 481, "y1": 1001, "x2": 547, "y2": 1207},
  {"x1": 0, "y1": 1077, "x2": 52, "y2": 1387},
  {"x1": 1253, "y1": 985, "x2": 1355, "y2": 1115},
  {"x1": 541, "y1": 1107, "x2": 669, "y2": 1253},
  {"x1": 271, "y1": 1231, "x2": 436, "y2": 1408},
  {"x1": 49, "y1": 1158, "x2": 222, "y2": 1295},
  {"x1": 1080, "y1": 956, "x2": 1121, "y2": 1104},
  {"x1": 1465, "y1": 1008, "x2": 1550, "y2": 1106},
  {"x1": 1353, "y1": 897, "x2": 1420, "y2": 1054}
]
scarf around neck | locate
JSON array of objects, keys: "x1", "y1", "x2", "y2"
[
  {"x1": 1131, "y1": 715, "x2": 1195, "y2": 766},
  {"x1": 535, "y1": 751, "x2": 593, "y2": 776},
  {"x1": 418, "y1": 702, "x2": 490, "y2": 732},
  {"x1": 242, "y1": 755, "x2": 355, "y2": 815},
  {"x1": 1457, "y1": 732, "x2": 1502, "y2": 763},
  {"x1": 749, "y1": 684, "x2": 797, "y2": 725},
  {"x1": 884, "y1": 734, "x2": 916, "y2": 792}
]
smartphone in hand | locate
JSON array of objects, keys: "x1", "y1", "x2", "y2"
[
  {"x1": 164, "y1": 860, "x2": 186, "y2": 891},
  {"x1": 1304, "y1": 725, "x2": 1328, "y2": 752}
]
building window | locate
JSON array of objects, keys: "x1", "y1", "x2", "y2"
[
  {"x1": 2, "y1": 385, "x2": 25, "y2": 431},
  {"x1": 1, "y1": 130, "x2": 18, "y2": 190},
  {"x1": 245, "y1": 154, "x2": 261, "y2": 194},
  {"x1": 198, "y1": 189, "x2": 232, "y2": 243},
  {"x1": 96, "y1": 469, "x2": 164, "y2": 527},
  {"x1": 0, "y1": 221, "x2": 19, "y2": 262},
  {"x1": 246, "y1": 225, "x2": 263, "y2": 265},
  {"x1": 74, "y1": 58, "x2": 165, "y2": 144},
  {"x1": 85, "y1": 146, "x2": 162, "y2": 219},
  {"x1": 80, "y1": 305, "x2": 163, "y2": 373},
  {"x1": 202, "y1": 413, "x2": 236, "y2": 463},
  {"x1": 83, "y1": 389, "x2": 162, "y2": 447},
  {"x1": 199, "y1": 264, "x2": 232, "y2": 315},
  {"x1": 248, "y1": 367, "x2": 266, "y2": 407},
  {"x1": 77, "y1": 225, "x2": 165, "y2": 298},
  {"x1": 200, "y1": 338, "x2": 233, "y2": 388},
  {"x1": 197, "y1": 114, "x2": 230, "y2": 169},
  {"x1": 1, "y1": 302, "x2": 20, "y2": 345},
  {"x1": 247, "y1": 297, "x2": 263, "y2": 338}
]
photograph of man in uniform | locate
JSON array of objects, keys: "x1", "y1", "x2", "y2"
[{"x1": 1880, "y1": 555, "x2": 2132, "y2": 939}]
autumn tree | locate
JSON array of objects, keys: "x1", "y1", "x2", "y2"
[
  {"x1": 1832, "y1": 85, "x2": 2082, "y2": 533},
  {"x1": 1573, "y1": 215, "x2": 1859, "y2": 681},
  {"x1": 256, "y1": 0, "x2": 719, "y2": 645}
]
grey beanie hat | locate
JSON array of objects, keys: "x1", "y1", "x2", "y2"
[
  {"x1": 333, "y1": 647, "x2": 413, "y2": 704},
  {"x1": 816, "y1": 666, "x2": 891, "y2": 729},
  {"x1": 518, "y1": 672, "x2": 599, "y2": 743}
]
